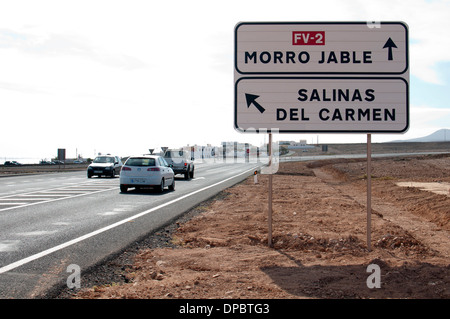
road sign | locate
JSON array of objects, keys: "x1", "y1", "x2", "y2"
[
  {"x1": 236, "y1": 77, "x2": 408, "y2": 133},
  {"x1": 235, "y1": 22, "x2": 408, "y2": 75},
  {"x1": 234, "y1": 22, "x2": 409, "y2": 134}
]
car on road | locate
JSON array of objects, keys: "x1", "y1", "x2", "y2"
[
  {"x1": 3, "y1": 161, "x2": 22, "y2": 166},
  {"x1": 119, "y1": 155, "x2": 175, "y2": 193},
  {"x1": 87, "y1": 155, "x2": 123, "y2": 178},
  {"x1": 163, "y1": 149, "x2": 194, "y2": 180}
]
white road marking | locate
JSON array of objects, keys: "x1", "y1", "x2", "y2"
[
  {"x1": 16, "y1": 230, "x2": 58, "y2": 236},
  {"x1": 0, "y1": 240, "x2": 21, "y2": 252},
  {"x1": 98, "y1": 211, "x2": 120, "y2": 216},
  {"x1": 17, "y1": 194, "x2": 69, "y2": 197},
  {"x1": 0, "y1": 180, "x2": 118, "y2": 212},
  {"x1": 0, "y1": 166, "x2": 258, "y2": 274},
  {"x1": 52, "y1": 222, "x2": 71, "y2": 226},
  {"x1": 0, "y1": 198, "x2": 54, "y2": 201}
]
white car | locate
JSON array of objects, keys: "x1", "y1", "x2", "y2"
[{"x1": 119, "y1": 155, "x2": 175, "y2": 193}]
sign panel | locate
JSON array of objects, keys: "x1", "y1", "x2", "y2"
[
  {"x1": 234, "y1": 22, "x2": 409, "y2": 133},
  {"x1": 235, "y1": 77, "x2": 408, "y2": 133},
  {"x1": 235, "y1": 22, "x2": 408, "y2": 75}
]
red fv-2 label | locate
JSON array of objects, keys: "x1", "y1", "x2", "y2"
[{"x1": 292, "y1": 31, "x2": 325, "y2": 45}]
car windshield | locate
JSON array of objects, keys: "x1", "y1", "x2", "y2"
[
  {"x1": 125, "y1": 157, "x2": 156, "y2": 167},
  {"x1": 93, "y1": 156, "x2": 115, "y2": 163}
]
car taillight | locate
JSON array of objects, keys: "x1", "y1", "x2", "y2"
[
  {"x1": 122, "y1": 167, "x2": 132, "y2": 171},
  {"x1": 147, "y1": 167, "x2": 160, "y2": 171},
  {"x1": 184, "y1": 163, "x2": 187, "y2": 166}
]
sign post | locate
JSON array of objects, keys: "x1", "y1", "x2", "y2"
[
  {"x1": 367, "y1": 134, "x2": 372, "y2": 251},
  {"x1": 234, "y1": 22, "x2": 409, "y2": 249},
  {"x1": 268, "y1": 133, "x2": 273, "y2": 247}
]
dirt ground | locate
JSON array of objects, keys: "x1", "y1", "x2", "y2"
[{"x1": 70, "y1": 154, "x2": 449, "y2": 299}]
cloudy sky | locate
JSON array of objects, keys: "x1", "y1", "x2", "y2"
[{"x1": 0, "y1": 0, "x2": 449, "y2": 162}]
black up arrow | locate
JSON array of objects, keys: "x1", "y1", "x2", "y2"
[
  {"x1": 245, "y1": 93, "x2": 265, "y2": 114},
  {"x1": 383, "y1": 38, "x2": 397, "y2": 61}
]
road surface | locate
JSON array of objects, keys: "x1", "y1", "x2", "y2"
[{"x1": 0, "y1": 160, "x2": 259, "y2": 298}]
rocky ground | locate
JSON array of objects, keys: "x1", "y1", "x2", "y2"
[{"x1": 51, "y1": 152, "x2": 449, "y2": 300}]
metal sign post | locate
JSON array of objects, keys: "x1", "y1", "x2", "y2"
[
  {"x1": 367, "y1": 134, "x2": 372, "y2": 251},
  {"x1": 268, "y1": 133, "x2": 273, "y2": 247}
]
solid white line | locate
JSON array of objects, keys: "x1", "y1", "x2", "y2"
[
  {"x1": 0, "y1": 166, "x2": 258, "y2": 274},
  {"x1": 0, "y1": 198, "x2": 55, "y2": 201},
  {"x1": 18, "y1": 194, "x2": 69, "y2": 197}
]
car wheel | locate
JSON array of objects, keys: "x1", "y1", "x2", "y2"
[
  {"x1": 169, "y1": 178, "x2": 175, "y2": 191},
  {"x1": 110, "y1": 169, "x2": 115, "y2": 178},
  {"x1": 120, "y1": 185, "x2": 128, "y2": 193},
  {"x1": 158, "y1": 179, "x2": 165, "y2": 193},
  {"x1": 190, "y1": 167, "x2": 194, "y2": 179},
  {"x1": 87, "y1": 173, "x2": 92, "y2": 178},
  {"x1": 184, "y1": 166, "x2": 190, "y2": 180}
]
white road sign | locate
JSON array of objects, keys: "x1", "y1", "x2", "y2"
[
  {"x1": 235, "y1": 77, "x2": 408, "y2": 133},
  {"x1": 235, "y1": 22, "x2": 408, "y2": 75},
  {"x1": 234, "y1": 22, "x2": 409, "y2": 133}
]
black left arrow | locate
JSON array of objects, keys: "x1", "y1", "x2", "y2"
[
  {"x1": 245, "y1": 94, "x2": 265, "y2": 114},
  {"x1": 383, "y1": 38, "x2": 397, "y2": 61}
]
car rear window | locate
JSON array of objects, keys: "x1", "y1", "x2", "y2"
[
  {"x1": 164, "y1": 150, "x2": 184, "y2": 158},
  {"x1": 125, "y1": 158, "x2": 156, "y2": 167}
]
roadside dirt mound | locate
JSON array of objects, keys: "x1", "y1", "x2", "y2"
[{"x1": 73, "y1": 155, "x2": 450, "y2": 299}]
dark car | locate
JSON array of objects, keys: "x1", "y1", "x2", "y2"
[
  {"x1": 163, "y1": 149, "x2": 194, "y2": 180},
  {"x1": 4, "y1": 161, "x2": 22, "y2": 166},
  {"x1": 87, "y1": 155, "x2": 123, "y2": 178}
]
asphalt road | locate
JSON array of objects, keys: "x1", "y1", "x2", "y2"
[{"x1": 0, "y1": 160, "x2": 259, "y2": 298}]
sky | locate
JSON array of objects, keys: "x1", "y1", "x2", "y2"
[{"x1": 0, "y1": 0, "x2": 449, "y2": 162}]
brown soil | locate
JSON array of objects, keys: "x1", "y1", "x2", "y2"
[{"x1": 72, "y1": 154, "x2": 449, "y2": 299}]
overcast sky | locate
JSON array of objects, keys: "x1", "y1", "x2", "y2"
[{"x1": 1, "y1": 0, "x2": 449, "y2": 161}]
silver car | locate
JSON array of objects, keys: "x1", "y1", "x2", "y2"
[
  {"x1": 163, "y1": 149, "x2": 194, "y2": 180},
  {"x1": 119, "y1": 155, "x2": 175, "y2": 193},
  {"x1": 87, "y1": 155, "x2": 122, "y2": 178}
]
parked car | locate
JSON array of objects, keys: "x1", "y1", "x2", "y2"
[
  {"x1": 87, "y1": 155, "x2": 122, "y2": 178},
  {"x1": 119, "y1": 155, "x2": 175, "y2": 193},
  {"x1": 163, "y1": 149, "x2": 194, "y2": 180}
]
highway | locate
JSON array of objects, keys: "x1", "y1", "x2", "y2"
[{"x1": 0, "y1": 160, "x2": 259, "y2": 298}]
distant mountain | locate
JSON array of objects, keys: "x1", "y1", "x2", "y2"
[{"x1": 391, "y1": 129, "x2": 450, "y2": 142}]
